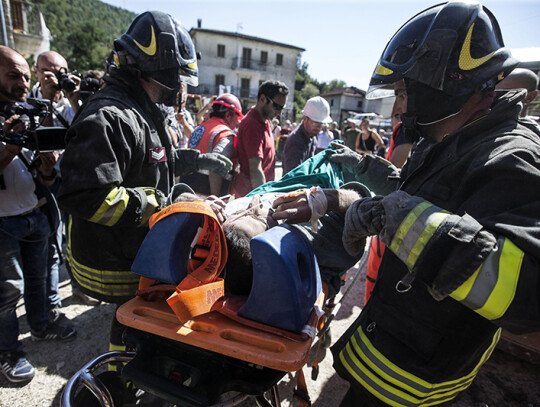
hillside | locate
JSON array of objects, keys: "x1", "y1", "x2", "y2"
[{"x1": 29, "y1": 0, "x2": 136, "y2": 71}]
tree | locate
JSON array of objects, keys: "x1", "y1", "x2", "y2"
[
  {"x1": 322, "y1": 79, "x2": 347, "y2": 94},
  {"x1": 67, "y1": 23, "x2": 109, "y2": 72}
]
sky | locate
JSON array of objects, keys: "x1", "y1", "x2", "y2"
[{"x1": 100, "y1": 0, "x2": 540, "y2": 91}]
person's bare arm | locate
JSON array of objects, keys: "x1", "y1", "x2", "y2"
[
  {"x1": 389, "y1": 143, "x2": 413, "y2": 168},
  {"x1": 372, "y1": 131, "x2": 387, "y2": 154},
  {"x1": 272, "y1": 188, "x2": 361, "y2": 224},
  {"x1": 168, "y1": 125, "x2": 179, "y2": 148},
  {"x1": 209, "y1": 172, "x2": 224, "y2": 196},
  {"x1": 176, "y1": 111, "x2": 194, "y2": 138},
  {"x1": 248, "y1": 156, "x2": 265, "y2": 190}
]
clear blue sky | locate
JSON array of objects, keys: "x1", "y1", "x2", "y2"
[{"x1": 100, "y1": 0, "x2": 540, "y2": 91}]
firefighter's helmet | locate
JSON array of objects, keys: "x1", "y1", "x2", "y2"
[
  {"x1": 114, "y1": 10, "x2": 198, "y2": 88},
  {"x1": 367, "y1": 1, "x2": 518, "y2": 126}
]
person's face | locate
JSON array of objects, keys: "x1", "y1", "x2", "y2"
[
  {"x1": 34, "y1": 54, "x2": 68, "y2": 84},
  {"x1": 360, "y1": 119, "x2": 369, "y2": 130},
  {"x1": 261, "y1": 93, "x2": 287, "y2": 120},
  {"x1": 222, "y1": 196, "x2": 277, "y2": 240},
  {"x1": 0, "y1": 54, "x2": 31, "y2": 102},
  {"x1": 303, "y1": 116, "x2": 323, "y2": 137},
  {"x1": 392, "y1": 79, "x2": 407, "y2": 121},
  {"x1": 226, "y1": 110, "x2": 241, "y2": 130}
]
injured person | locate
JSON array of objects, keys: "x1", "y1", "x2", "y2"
[{"x1": 174, "y1": 182, "x2": 368, "y2": 299}]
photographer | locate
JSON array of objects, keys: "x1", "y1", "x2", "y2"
[
  {"x1": 0, "y1": 46, "x2": 75, "y2": 385},
  {"x1": 29, "y1": 50, "x2": 80, "y2": 127}
]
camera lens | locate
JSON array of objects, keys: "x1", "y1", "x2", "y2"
[{"x1": 55, "y1": 71, "x2": 76, "y2": 92}]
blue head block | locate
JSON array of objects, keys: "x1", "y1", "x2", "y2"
[
  {"x1": 238, "y1": 224, "x2": 322, "y2": 333},
  {"x1": 131, "y1": 212, "x2": 203, "y2": 284}
]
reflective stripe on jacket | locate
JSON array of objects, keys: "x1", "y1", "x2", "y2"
[{"x1": 332, "y1": 89, "x2": 540, "y2": 405}]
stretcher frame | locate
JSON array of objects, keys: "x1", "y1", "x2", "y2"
[{"x1": 61, "y1": 292, "x2": 324, "y2": 407}]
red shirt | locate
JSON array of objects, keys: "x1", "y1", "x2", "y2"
[{"x1": 232, "y1": 108, "x2": 275, "y2": 196}]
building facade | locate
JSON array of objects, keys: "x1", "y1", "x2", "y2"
[
  {"x1": 0, "y1": 0, "x2": 51, "y2": 58},
  {"x1": 189, "y1": 26, "x2": 304, "y2": 120},
  {"x1": 321, "y1": 87, "x2": 366, "y2": 125}
]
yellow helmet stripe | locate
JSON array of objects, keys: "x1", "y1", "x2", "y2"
[
  {"x1": 133, "y1": 25, "x2": 157, "y2": 56},
  {"x1": 375, "y1": 63, "x2": 394, "y2": 76},
  {"x1": 458, "y1": 23, "x2": 495, "y2": 71}
]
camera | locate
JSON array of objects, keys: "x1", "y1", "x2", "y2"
[
  {"x1": 55, "y1": 68, "x2": 76, "y2": 92},
  {"x1": 79, "y1": 77, "x2": 101, "y2": 103},
  {"x1": 0, "y1": 98, "x2": 66, "y2": 151}
]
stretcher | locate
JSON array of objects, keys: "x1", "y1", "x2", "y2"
[{"x1": 61, "y1": 205, "x2": 326, "y2": 407}]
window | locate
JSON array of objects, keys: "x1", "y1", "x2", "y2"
[
  {"x1": 241, "y1": 78, "x2": 251, "y2": 98},
  {"x1": 260, "y1": 51, "x2": 268, "y2": 65},
  {"x1": 276, "y1": 53, "x2": 283, "y2": 66},
  {"x1": 357, "y1": 100, "x2": 363, "y2": 109},
  {"x1": 330, "y1": 99, "x2": 334, "y2": 107},
  {"x1": 242, "y1": 48, "x2": 252, "y2": 69},
  {"x1": 217, "y1": 44, "x2": 225, "y2": 58},
  {"x1": 215, "y1": 74, "x2": 225, "y2": 86}
]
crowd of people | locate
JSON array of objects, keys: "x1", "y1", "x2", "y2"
[{"x1": 1, "y1": 2, "x2": 540, "y2": 406}]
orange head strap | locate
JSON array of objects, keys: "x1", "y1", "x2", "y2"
[{"x1": 142, "y1": 201, "x2": 228, "y2": 322}]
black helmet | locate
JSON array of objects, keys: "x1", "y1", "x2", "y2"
[
  {"x1": 113, "y1": 10, "x2": 198, "y2": 88},
  {"x1": 367, "y1": 1, "x2": 518, "y2": 125}
]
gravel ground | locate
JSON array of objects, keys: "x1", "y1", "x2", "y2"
[{"x1": 1, "y1": 254, "x2": 539, "y2": 407}]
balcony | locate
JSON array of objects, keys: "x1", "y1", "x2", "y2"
[{"x1": 231, "y1": 57, "x2": 268, "y2": 72}]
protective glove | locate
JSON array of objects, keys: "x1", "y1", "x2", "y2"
[
  {"x1": 342, "y1": 190, "x2": 430, "y2": 257},
  {"x1": 197, "y1": 153, "x2": 232, "y2": 177},
  {"x1": 342, "y1": 195, "x2": 385, "y2": 256},
  {"x1": 327, "y1": 145, "x2": 399, "y2": 195}
]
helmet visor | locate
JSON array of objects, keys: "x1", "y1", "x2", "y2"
[
  {"x1": 367, "y1": 5, "x2": 440, "y2": 99},
  {"x1": 173, "y1": 18, "x2": 198, "y2": 86}
]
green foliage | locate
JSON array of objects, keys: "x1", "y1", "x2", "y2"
[
  {"x1": 29, "y1": 0, "x2": 136, "y2": 72},
  {"x1": 293, "y1": 59, "x2": 347, "y2": 121},
  {"x1": 322, "y1": 79, "x2": 347, "y2": 94}
]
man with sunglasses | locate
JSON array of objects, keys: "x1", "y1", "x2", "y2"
[
  {"x1": 283, "y1": 96, "x2": 332, "y2": 174},
  {"x1": 231, "y1": 80, "x2": 288, "y2": 197}
]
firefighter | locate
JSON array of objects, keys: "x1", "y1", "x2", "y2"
[
  {"x1": 57, "y1": 11, "x2": 231, "y2": 352},
  {"x1": 273, "y1": 2, "x2": 540, "y2": 405}
]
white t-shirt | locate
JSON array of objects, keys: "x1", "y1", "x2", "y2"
[
  {"x1": 28, "y1": 84, "x2": 76, "y2": 127},
  {"x1": 316, "y1": 130, "x2": 333, "y2": 149},
  {"x1": 0, "y1": 144, "x2": 37, "y2": 216}
]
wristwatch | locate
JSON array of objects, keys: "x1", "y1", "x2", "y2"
[{"x1": 39, "y1": 168, "x2": 57, "y2": 181}]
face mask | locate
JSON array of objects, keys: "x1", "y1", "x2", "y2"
[
  {"x1": 404, "y1": 78, "x2": 470, "y2": 126},
  {"x1": 149, "y1": 77, "x2": 181, "y2": 107}
]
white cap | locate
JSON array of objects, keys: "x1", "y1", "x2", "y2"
[{"x1": 302, "y1": 96, "x2": 332, "y2": 123}]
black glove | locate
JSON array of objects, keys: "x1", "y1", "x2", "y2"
[
  {"x1": 197, "y1": 153, "x2": 232, "y2": 177},
  {"x1": 342, "y1": 196, "x2": 385, "y2": 256},
  {"x1": 328, "y1": 147, "x2": 399, "y2": 195}
]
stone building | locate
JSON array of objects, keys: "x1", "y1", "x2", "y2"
[{"x1": 189, "y1": 24, "x2": 304, "y2": 120}]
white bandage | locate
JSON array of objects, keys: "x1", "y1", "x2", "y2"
[{"x1": 306, "y1": 186, "x2": 328, "y2": 232}]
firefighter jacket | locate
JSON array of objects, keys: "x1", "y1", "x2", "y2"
[
  {"x1": 58, "y1": 72, "x2": 201, "y2": 303},
  {"x1": 332, "y1": 89, "x2": 540, "y2": 406}
]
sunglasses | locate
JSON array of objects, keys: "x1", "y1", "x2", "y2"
[{"x1": 266, "y1": 95, "x2": 285, "y2": 111}]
